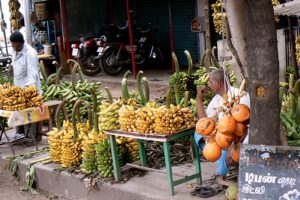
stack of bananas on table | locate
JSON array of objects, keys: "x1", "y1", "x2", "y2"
[
  {"x1": 47, "y1": 128, "x2": 63, "y2": 163},
  {"x1": 119, "y1": 105, "x2": 137, "y2": 132},
  {"x1": 154, "y1": 104, "x2": 196, "y2": 135},
  {"x1": 99, "y1": 100, "x2": 122, "y2": 131},
  {"x1": 9, "y1": 0, "x2": 22, "y2": 30},
  {"x1": 135, "y1": 102, "x2": 157, "y2": 134},
  {"x1": 24, "y1": 85, "x2": 43, "y2": 107},
  {"x1": 0, "y1": 83, "x2": 43, "y2": 110}
]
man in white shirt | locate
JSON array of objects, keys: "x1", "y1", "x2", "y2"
[
  {"x1": 195, "y1": 69, "x2": 250, "y2": 176},
  {"x1": 9, "y1": 31, "x2": 41, "y2": 141}
]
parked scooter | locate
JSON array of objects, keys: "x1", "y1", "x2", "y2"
[
  {"x1": 98, "y1": 23, "x2": 163, "y2": 76},
  {"x1": 71, "y1": 35, "x2": 105, "y2": 76}
]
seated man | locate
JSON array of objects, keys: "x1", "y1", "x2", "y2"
[{"x1": 195, "y1": 69, "x2": 250, "y2": 176}]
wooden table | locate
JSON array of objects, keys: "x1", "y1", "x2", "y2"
[{"x1": 105, "y1": 129, "x2": 202, "y2": 195}]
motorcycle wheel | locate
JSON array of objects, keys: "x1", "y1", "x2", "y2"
[
  {"x1": 100, "y1": 49, "x2": 123, "y2": 76},
  {"x1": 152, "y1": 46, "x2": 164, "y2": 64},
  {"x1": 78, "y1": 55, "x2": 101, "y2": 76}
]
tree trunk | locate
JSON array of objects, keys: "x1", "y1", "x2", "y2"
[{"x1": 227, "y1": 0, "x2": 280, "y2": 145}]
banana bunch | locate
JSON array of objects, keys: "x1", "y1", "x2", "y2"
[
  {"x1": 61, "y1": 121, "x2": 82, "y2": 168},
  {"x1": 135, "y1": 102, "x2": 157, "y2": 134},
  {"x1": 24, "y1": 85, "x2": 43, "y2": 107},
  {"x1": 296, "y1": 36, "x2": 300, "y2": 66},
  {"x1": 94, "y1": 139, "x2": 126, "y2": 178},
  {"x1": 9, "y1": 0, "x2": 22, "y2": 30},
  {"x1": 154, "y1": 104, "x2": 196, "y2": 135},
  {"x1": 47, "y1": 128, "x2": 63, "y2": 163},
  {"x1": 211, "y1": 0, "x2": 227, "y2": 35},
  {"x1": 0, "y1": 84, "x2": 26, "y2": 110},
  {"x1": 169, "y1": 53, "x2": 188, "y2": 103},
  {"x1": 0, "y1": 83, "x2": 42, "y2": 110},
  {"x1": 79, "y1": 129, "x2": 100, "y2": 174},
  {"x1": 119, "y1": 105, "x2": 137, "y2": 132},
  {"x1": 99, "y1": 100, "x2": 122, "y2": 131},
  {"x1": 124, "y1": 137, "x2": 139, "y2": 161},
  {"x1": 281, "y1": 94, "x2": 292, "y2": 113}
]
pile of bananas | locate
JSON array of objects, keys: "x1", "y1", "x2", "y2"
[
  {"x1": 47, "y1": 128, "x2": 63, "y2": 163},
  {"x1": 0, "y1": 83, "x2": 43, "y2": 110},
  {"x1": 154, "y1": 104, "x2": 196, "y2": 135},
  {"x1": 119, "y1": 105, "x2": 137, "y2": 132},
  {"x1": 60, "y1": 121, "x2": 83, "y2": 168},
  {"x1": 9, "y1": 0, "x2": 22, "y2": 30},
  {"x1": 135, "y1": 102, "x2": 157, "y2": 134},
  {"x1": 24, "y1": 85, "x2": 43, "y2": 107},
  {"x1": 99, "y1": 100, "x2": 122, "y2": 131}
]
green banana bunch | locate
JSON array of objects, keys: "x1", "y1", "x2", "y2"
[{"x1": 95, "y1": 140, "x2": 126, "y2": 178}]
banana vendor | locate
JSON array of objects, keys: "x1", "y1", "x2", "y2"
[
  {"x1": 9, "y1": 31, "x2": 42, "y2": 142},
  {"x1": 195, "y1": 69, "x2": 250, "y2": 177}
]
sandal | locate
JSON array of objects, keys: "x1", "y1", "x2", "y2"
[{"x1": 191, "y1": 184, "x2": 223, "y2": 198}]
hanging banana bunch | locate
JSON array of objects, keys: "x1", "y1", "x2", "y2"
[{"x1": 9, "y1": 0, "x2": 22, "y2": 30}]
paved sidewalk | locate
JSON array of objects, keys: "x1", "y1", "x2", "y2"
[{"x1": 0, "y1": 129, "x2": 225, "y2": 200}]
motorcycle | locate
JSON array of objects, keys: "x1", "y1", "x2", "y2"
[
  {"x1": 71, "y1": 35, "x2": 105, "y2": 76},
  {"x1": 98, "y1": 23, "x2": 163, "y2": 76}
]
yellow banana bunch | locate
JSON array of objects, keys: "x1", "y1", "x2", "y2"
[
  {"x1": 0, "y1": 83, "x2": 43, "y2": 110},
  {"x1": 296, "y1": 36, "x2": 300, "y2": 66},
  {"x1": 135, "y1": 102, "x2": 157, "y2": 134},
  {"x1": 99, "y1": 100, "x2": 122, "y2": 131},
  {"x1": 47, "y1": 128, "x2": 63, "y2": 163},
  {"x1": 8, "y1": 0, "x2": 22, "y2": 30},
  {"x1": 80, "y1": 128, "x2": 98, "y2": 174},
  {"x1": 154, "y1": 104, "x2": 196, "y2": 135},
  {"x1": 61, "y1": 121, "x2": 82, "y2": 168},
  {"x1": 281, "y1": 94, "x2": 292, "y2": 113},
  {"x1": 119, "y1": 105, "x2": 137, "y2": 132},
  {"x1": 125, "y1": 137, "x2": 139, "y2": 161}
]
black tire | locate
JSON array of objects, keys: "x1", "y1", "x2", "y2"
[
  {"x1": 78, "y1": 55, "x2": 101, "y2": 76},
  {"x1": 100, "y1": 49, "x2": 123, "y2": 76},
  {"x1": 152, "y1": 46, "x2": 164, "y2": 64}
]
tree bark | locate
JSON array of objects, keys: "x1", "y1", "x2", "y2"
[{"x1": 227, "y1": 0, "x2": 280, "y2": 145}]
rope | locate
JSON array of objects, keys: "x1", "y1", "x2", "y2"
[{"x1": 220, "y1": 0, "x2": 234, "y2": 98}]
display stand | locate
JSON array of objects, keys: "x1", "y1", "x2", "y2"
[
  {"x1": 0, "y1": 104, "x2": 50, "y2": 155},
  {"x1": 105, "y1": 129, "x2": 202, "y2": 195}
]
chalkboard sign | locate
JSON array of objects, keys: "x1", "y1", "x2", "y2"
[{"x1": 238, "y1": 144, "x2": 300, "y2": 200}]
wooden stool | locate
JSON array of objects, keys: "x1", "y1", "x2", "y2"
[{"x1": 43, "y1": 100, "x2": 62, "y2": 134}]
